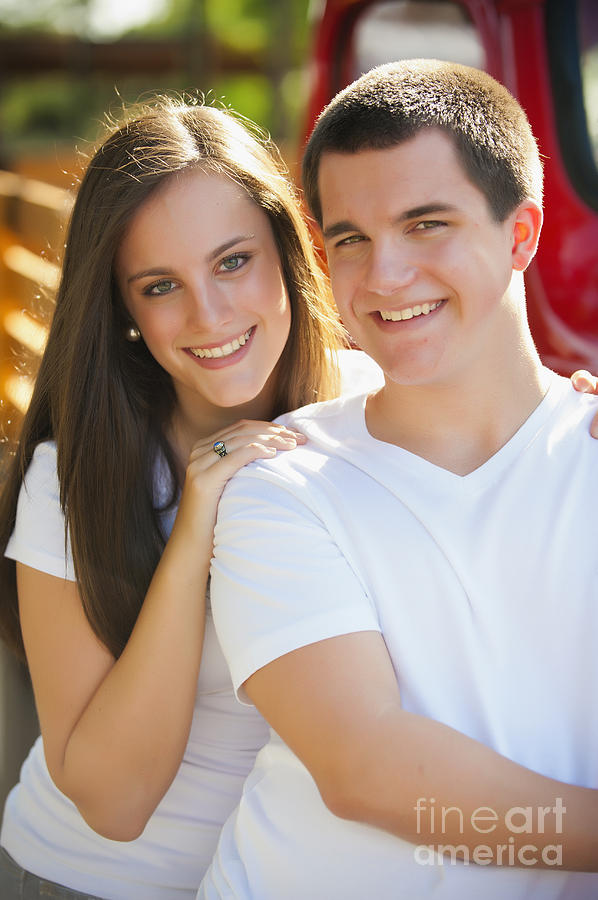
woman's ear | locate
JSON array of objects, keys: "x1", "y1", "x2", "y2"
[{"x1": 511, "y1": 200, "x2": 543, "y2": 272}]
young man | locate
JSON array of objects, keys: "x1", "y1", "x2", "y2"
[{"x1": 200, "y1": 61, "x2": 598, "y2": 898}]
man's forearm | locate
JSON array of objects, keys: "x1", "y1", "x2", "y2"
[{"x1": 323, "y1": 705, "x2": 598, "y2": 871}]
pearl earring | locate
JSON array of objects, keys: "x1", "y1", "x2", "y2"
[{"x1": 125, "y1": 326, "x2": 141, "y2": 342}]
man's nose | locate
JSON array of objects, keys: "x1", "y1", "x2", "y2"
[{"x1": 364, "y1": 244, "x2": 417, "y2": 296}]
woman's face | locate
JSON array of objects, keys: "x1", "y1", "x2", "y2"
[{"x1": 116, "y1": 169, "x2": 291, "y2": 420}]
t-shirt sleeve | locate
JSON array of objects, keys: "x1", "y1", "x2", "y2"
[
  {"x1": 210, "y1": 470, "x2": 380, "y2": 703},
  {"x1": 4, "y1": 442, "x2": 75, "y2": 581}
]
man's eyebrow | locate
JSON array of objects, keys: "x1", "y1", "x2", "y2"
[
  {"x1": 322, "y1": 221, "x2": 359, "y2": 241},
  {"x1": 322, "y1": 204, "x2": 458, "y2": 243},
  {"x1": 398, "y1": 203, "x2": 457, "y2": 221}
]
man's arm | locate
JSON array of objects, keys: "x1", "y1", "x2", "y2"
[
  {"x1": 244, "y1": 632, "x2": 598, "y2": 871},
  {"x1": 212, "y1": 466, "x2": 598, "y2": 873}
]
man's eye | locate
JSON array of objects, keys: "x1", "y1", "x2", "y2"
[
  {"x1": 220, "y1": 253, "x2": 249, "y2": 272},
  {"x1": 145, "y1": 279, "x2": 176, "y2": 296},
  {"x1": 412, "y1": 220, "x2": 445, "y2": 231},
  {"x1": 336, "y1": 234, "x2": 364, "y2": 247}
]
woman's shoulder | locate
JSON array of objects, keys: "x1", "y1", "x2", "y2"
[
  {"x1": 4, "y1": 439, "x2": 74, "y2": 579},
  {"x1": 20, "y1": 440, "x2": 59, "y2": 498},
  {"x1": 27, "y1": 438, "x2": 57, "y2": 470}
]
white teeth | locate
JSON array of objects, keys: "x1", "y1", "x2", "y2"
[
  {"x1": 380, "y1": 301, "x2": 443, "y2": 322},
  {"x1": 189, "y1": 328, "x2": 252, "y2": 359}
]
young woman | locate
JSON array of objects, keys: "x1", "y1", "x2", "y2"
[
  {"x1": 0, "y1": 96, "x2": 596, "y2": 900},
  {"x1": 0, "y1": 97, "x2": 359, "y2": 900}
]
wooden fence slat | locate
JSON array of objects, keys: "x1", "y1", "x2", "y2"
[{"x1": 0, "y1": 171, "x2": 70, "y2": 434}]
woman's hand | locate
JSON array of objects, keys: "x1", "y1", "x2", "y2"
[
  {"x1": 176, "y1": 421, "x2": 306, "y2": 540},
  {"x1": 570, "y1": 370, "x2": 598, "y2": 437}
]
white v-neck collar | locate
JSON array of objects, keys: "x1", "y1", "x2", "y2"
[{"x1": 300, "y1": 371, "x2": 571, "y2": 497}]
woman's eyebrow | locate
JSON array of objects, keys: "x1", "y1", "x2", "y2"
[
  {"x1": 126, "y1": 234, "x2": 257, "y2": 283},
  {"x1": 208, "y1": 234, "x2": 255, "y2": 261},
  {"x1": 127, "y1": 267, "x2": 173, "y2": 284}
]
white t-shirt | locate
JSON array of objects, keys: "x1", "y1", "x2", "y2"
[
  {"x1": 200, "y1": 371, "x2": 598, "y2": 899},
  {"x1": 2, "y1": 442, "x2": 270, "y2": 900},
  {"x1": 2, "y1": 350, "x2": 383, "y2": 900}
]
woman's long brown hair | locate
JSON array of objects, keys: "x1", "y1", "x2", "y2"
[{"x1": 0, "y1": 98, "x2": 344, "y2": 661}]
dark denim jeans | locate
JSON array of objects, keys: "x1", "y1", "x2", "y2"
[{"x1": 0, "y1": 847, "x2": 104, "y2": 899}]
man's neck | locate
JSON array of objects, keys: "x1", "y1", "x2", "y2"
[{"x1": 365, "y1": 350, "x2": 550, "y2": 477}]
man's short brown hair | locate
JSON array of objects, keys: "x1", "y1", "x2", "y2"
[{"x1": 302, "y1": 59, "x2": 543, "y2": 226}]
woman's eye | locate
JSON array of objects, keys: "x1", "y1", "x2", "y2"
[
  {"x1": 220, "y1": 253, "x2": 249, "y2": 272},
  {"x1": 144, "y1": 279, "x2": 176, "y2": 296}
]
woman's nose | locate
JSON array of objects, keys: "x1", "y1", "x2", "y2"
[{"x1": 186, "y1": 281, "x2": 234, "y2": 330}]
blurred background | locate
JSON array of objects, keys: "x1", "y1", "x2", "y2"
[{"x1": 0, "y1": 0, "x2": 312, "y2": 185}]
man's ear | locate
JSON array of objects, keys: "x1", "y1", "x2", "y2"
[{"x1": 511, "y1": 199, "x2": 543, "y2": 272}]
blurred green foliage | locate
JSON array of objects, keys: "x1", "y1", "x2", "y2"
[{"x1": 0, "y1": 0, "x2": 312, "y2": 169}]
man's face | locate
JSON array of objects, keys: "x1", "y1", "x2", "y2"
[{"x1": 319, "y1": 129, "x2": 526, "y2": 388}]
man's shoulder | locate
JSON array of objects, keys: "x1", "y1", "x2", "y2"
[
  {"x1": 548, "y1": 372, "x2": 598, "y2": 434},
  {"x1": 277, "y1": 391, "x2": 363, "y2": 430},
  {"x1": 276, "y1": 391, "x2": 368, "y2": 457},
  {"x1": 222, "y1": 393, "x2": 368, "y2": 500}
]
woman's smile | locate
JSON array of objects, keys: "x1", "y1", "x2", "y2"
[{"x1": 185, "y1": 326, "x2": 255, "y2": 365}]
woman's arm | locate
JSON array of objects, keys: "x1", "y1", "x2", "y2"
[
  {"x1": 245, "y1": 631, "x2": 598, "y2": 871},
  {"x1": 18, "y1": 421, "x2": 303, "y2": 841}
]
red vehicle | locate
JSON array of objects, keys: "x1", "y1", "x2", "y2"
[{"x1": 304, "y1": 0, "x2": 598, "y2": 374}]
